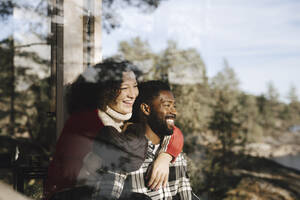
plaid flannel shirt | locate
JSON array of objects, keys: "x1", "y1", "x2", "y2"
[{"x1": 91, "y1": 140, "x2": 193, "y2": 200}]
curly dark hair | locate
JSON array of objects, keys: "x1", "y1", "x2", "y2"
[
  {"x1": 130, "y1": 80, "x2": 171, "y2": 123},
  {"x1": 67, "y1": 58, "x2": 142, "y2": 114}
]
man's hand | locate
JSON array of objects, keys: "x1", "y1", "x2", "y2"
[{"x1": 147, "y1": 152, "x2": 172, "y2": 190}]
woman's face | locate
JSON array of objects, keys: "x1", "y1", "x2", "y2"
[{"x1": 109, "y1": 71, "x2": 139, "y2": 114}]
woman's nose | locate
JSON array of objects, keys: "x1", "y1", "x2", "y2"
[{"x1": 127, "y1": 86, "x2": 138, "y2": 98}]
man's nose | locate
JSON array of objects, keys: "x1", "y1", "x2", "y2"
[{"x1": 170, "y1": 105, "x2": 177, "y2": 115}]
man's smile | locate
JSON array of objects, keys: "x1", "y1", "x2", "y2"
[{"x1": 165, "y1": 114, "x2": 176, "y2": 127}]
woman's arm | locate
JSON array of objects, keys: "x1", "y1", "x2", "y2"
[
  {"x1": 147, "y1": 126, "x2": 184, "y2": 190},
  {"x1": 160, "y1": 126, "x2": 184, "y2": 160}
]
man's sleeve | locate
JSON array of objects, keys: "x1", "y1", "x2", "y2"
[
  {"x1": 92, "y1": 170, "x2": 127, "y2": 200},
  {"x1": 159, "y1": 126, "x2": 184, "y2": 162}
]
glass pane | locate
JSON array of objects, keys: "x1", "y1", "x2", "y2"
[{"x1": 0, "y1": 1, "x2": 54, "y2": 199}]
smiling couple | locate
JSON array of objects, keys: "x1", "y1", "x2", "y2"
[{"x1": 45, "y1": 59, "x2": 198, "y2": 200}]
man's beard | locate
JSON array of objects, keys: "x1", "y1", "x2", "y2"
[{"x1": 147, "y1": 111, "x2": 174, "y2": 138}]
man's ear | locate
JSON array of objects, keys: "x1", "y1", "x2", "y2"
[{"x1": 140, "y1": 103, "x2": 151, "y2": 116}]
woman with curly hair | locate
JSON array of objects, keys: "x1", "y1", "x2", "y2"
[{"x1": 44, "y1": 59, "x2": 183, "y2": 200}]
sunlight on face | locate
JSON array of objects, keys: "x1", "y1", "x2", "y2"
[
  {"x1": 109, "y1": 71, "x2": 139, "y2": 114},
  {"x1": 148, "y1": 90, "x2": 177, "y2": 136}
]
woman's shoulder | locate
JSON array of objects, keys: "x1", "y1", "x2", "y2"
[
  {"x1": 63, "y1": 109, "x2": 104, "y2": 134},
  {"x1": 93, "y1": 125, "x2": 147, "y2": 172},
  {"x1": 96, "y1": 124, "x2": 146, "y2": 143}
]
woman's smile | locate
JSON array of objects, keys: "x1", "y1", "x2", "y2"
[{"x1": 109, "y1": 71, "x2": 139, "y2": 114}]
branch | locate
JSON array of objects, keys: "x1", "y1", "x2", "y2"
[{"x1": 14, "y1": 42, "x2": 48, "y2": 49}]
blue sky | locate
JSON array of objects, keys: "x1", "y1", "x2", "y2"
[
  {"x1": 1, "y1": 0, "x2": 299, "y2": 102},
  {"x1": 102, "y1": 0, "x2": 300, "y2": 102}
]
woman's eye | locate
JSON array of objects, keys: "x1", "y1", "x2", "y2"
[{"x1": 120, "y1": 87, "x2": 128, "y2": 90}]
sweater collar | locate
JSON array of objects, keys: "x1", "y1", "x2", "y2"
[
  {"x1": 98, "y1": 106, "x2": 132, "y2": 132},
  {"x1": 105, "y1": 106, "x2": 132, "y2": 121}
]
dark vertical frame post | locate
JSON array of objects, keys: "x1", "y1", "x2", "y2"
[
  {"x1": 51, "y1": 0, "x2": 102, "y2": 139},
  {"x1": 50, "y1": 0, "x2": 64, "y2": 139}
]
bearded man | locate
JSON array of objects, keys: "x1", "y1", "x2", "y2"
[{"x1": 118, "y1": 80, "x2": 199, "y2": 200}]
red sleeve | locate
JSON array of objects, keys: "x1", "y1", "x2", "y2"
[{"x1": 164, "y1": 126, "x2": 184, "y2": 162}]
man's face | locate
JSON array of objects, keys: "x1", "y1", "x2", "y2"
[{"x1": 147, "y1": 90, "x2": 177, "y2": 137}]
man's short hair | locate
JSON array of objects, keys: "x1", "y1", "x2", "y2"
[{"x1": 130, "y1": 80, "x2": 171, "y2": 123}]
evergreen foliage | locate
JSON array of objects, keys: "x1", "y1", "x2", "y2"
[
  {"x1": 1, "y1": 1, "x2": 300, "y2": 199},
  {"x1": 114, "y1": 37, "x2": 300, "y2": 199}
]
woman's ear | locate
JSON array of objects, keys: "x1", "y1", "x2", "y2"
[{"x1": 140, "y1": 103, "x2": 150, "y2": 116}]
